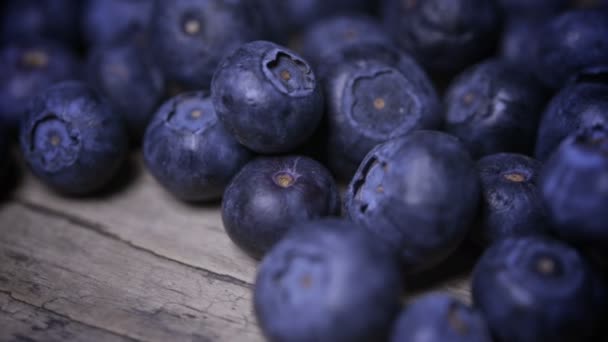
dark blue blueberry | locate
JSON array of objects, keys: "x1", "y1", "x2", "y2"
[
  {"x1": 498, "y1": 0, "x2": 568, "y2": 18},
  {"x1": 535, "y1": 83, "x2": 608, "y2": 161},
  {"x1": 87, "y1": 40, "x2": 164, "y2": 140},
  {"x1": 382, "y1": 0, "x2": 501, "y2": 74},
  {"x1": 500, "y1": 19, "x2": 545, "y2": 70},
  {"x1": 222, "y1": 156, "x2": 340, "y2": 258},
  {"x1": 390, "y1": 293, "x2": 492, "y2": 342},
  {"x1": 299, "y1": 15, "x2": 394, "y2": 76},
  {"x1": 472, "y1": 235, "x2": 607, "y2": 342},
  {"x1": 0, "y1": 40, "x2": 81, "y2": 130},
  {"x1": 254, "y1": 218, "x2": 402, "y2": 342},
  {"x1": 540, "y1": 125, "x2": 608, "y2": 247},
  {"x1": 445, "y1": 60, "x2": 548, "y2": 159},
  {"x1": 143, "y1": 91, "x2": 252, "y2": 202},
  {"x1": 475, "y1": 153, "x2": 547, "y2": 245},
  {"x1": 535, "y1": 10, "x2": 608, "y2": 89},
  {"x1": 19, "y1": 81, "x2": 128, "y2": 195},
  {"x1": 324, "y1": 48, "x2": 441, "y2": 180},
  {"x1": 150, "y1": 0, "x2": 265, "y2": 90},
  {"x1": 82, "y1": 0, "x2": 153, "y2": 47},
  {"x1": 345, "y1": 130, "x2": 480, "y2": 272},
  {"x1": 1, "y1": 0, "x2": 81, "y2": 47},
  {"x1": 212, "y1": 41, "x2": 324, "y2": 154}
]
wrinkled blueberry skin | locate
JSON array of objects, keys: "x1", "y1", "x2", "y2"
[
  {"x1": 382, "y1": 0, "x2": 501, "y2": 74},
  {"x1": 82, "y1": 0, "x2": 153, "y2": 47},
  {"x1": 222, "y1": 156, "x2": 340, "y2": 258},
  {"x1": 254, "y1": 218, "x2": 402, "y2": 342},
  {"x1": 500, "y1": 20, "x2": 544, "y2": 70},
  {"x1": 144, "y1": 91, "x2": 252, "y2": 202},
  {"x1": 19, "y1": 81, "x2": 128, "y2": 195},
  {"x1": 151, "y1": 0, "x2": 265, "y2": 90},
  {"x1": 1, "y1": 0, "x2": 81, "y2": 46},
  {"x1": 346, "y1": 131, "x2": 480, "y2": 272},
  {"x1": 212, "y1": 41, "x2": 324, "y2": 154},
  {"x1": 472, "y1": 236, "x2": 607, "y2": 342},
  {"x1": 87, "y1": 40, "x2": 164, "y2": 140},
  {"x1": 324, "y1": 48, "x2": 441, "y2": 180},
  {"x1": 445, "y1": 60, "x2": 548, "y2": 159},
  {"x1": 390, "y1": 293, "x2": 493, "y2": 342},
  {"x1": 0, "y1": 41, "x2": 81, "y2": 130},
  {"x1": 299, "y1": 15, "x2": 393, "y2": 74},
  {"x1": 535, "y1": 10, "x2": 608, "y2": 89},
  {"x1": 540, "y1": 126, "x2": 608, "y2": 247},
  {"x1": 535, "y1": 83, "x2": 608, "y2": 161},
  {"x1": 498, "y1": 0, "x2": 568, "y2": 18},
  {"x1": 475, "y1": 153, "x2": 547, "y2": 245}
]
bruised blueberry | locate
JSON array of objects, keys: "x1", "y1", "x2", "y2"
[
  {"x1": 540, "y1": 125, "x2": 608, "y2": 247},
  {"x1": 444, "y1": 60, "x2": 548, "y2": 159},
  {"x1": 254, "y1": 218, "x2": 402, "y2": 342},
  {"x1": 143, "y1": 91, "x2": 252, "y2": 202},
  {"x1": 473, "y1": 235, "x2": 607, "y2": 342},
  {"x1": 324, "y1": 48, "x2": 441, "y2": 180},
  {"x1": 19, "y1": 81, "x2": 128, "y2": 195},
  {"x1": 0, "y1": 40, "x2": 80, "y2": 130},
  {"x1": 212, "y1": 41, "x2": 324, "y2": 154},
  {"x1": 222, "y1": 156, "x2": 340, "y2": 258},
  {"x1": 475, "y1": 153, "x2": 548, "y2": 245},
  {"x1": 346, "y1": 130, "x2": 480, "y2": 272}
]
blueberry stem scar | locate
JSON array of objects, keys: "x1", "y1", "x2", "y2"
[
  {"x1": 273, "y1": 172, "x2": 295, "y2": 188},
  {"x1": 503, "y1": 172, "x2": 527, "y2": 183}
]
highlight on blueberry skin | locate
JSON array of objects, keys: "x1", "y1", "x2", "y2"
[
  {"x1": 381, "y1": 0, "x2": 501, "y2": 75},
  {"x1": 472, "y1": 235, "x2": 607, "y2": 342},
  {"x1": 535, "y1": 9, "x2": 608, "y2": 89},
  {"x1": 475, "y1": 153, "x2": 547, "y2": 245},
  {"x1": 254, "y1": 218, "x2": 402, "y2": 342},
  {"x1": 143, "y1": 91, "x2": 252, "y2": 202},
  {"x1": 0, "y1": 40, "x2": 81, "y2": 130},
  {"x1": 444, "y1": 59, "x2": 548, "y2": 159},
  {"x1": 324, "y1": 47, "x2": 441, "y2": 180},
  {"x1": 19, "y1": 81, "x2": 128, "y2": 195},
  {"x1": 222, "y1": 156, "x2": 340, "y2": 258},
  {"x1": 390, "y1": 293, "x2": 493, "y2": 342},
  {"x1": 535, "y1": 82, "x2": 608, "y2": 161},
  {"x1": 150, "y1": 0, "x2": 265, "y2": 90},
  {"x1": 540, "y1": 125, "x2": 608, "y2": 247},
  {"x1": 345, "y1": 130, "x2": 481, "y2": 272},
  {"x1": 212, "y1": 41, "x2": 324, "y2": 154}
]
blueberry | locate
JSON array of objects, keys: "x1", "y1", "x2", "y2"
[
  {"x1": 500, "y1": 19, "x2": 545, "y2": 70},
  {"x1": 212, "y1": 41, "x2": 324, "y2": 154},
  {"x1": 535, "y1": 10, "x2": 608, "y2": 89},
  {"x1": 222, "y1": 156, "x2": 339, "y2": 258},
  {"x1": 87, "y1": 39, "x2": 164, "y2": 140},
  {"x1": 540, "y1": 125, "x2": 608, "y2": 247},
  {"x1": 254, "y1": 218, "x2": 402, "y2": 342},
  {"x1": 150, "y1": 0, "x2": 265, "y2": 90},
  {"x1": 382, "y1": 0, "x2": 501, "y2": 74},
  {"x1": 19, "y1": 81, "x2": 128, "y2": 195},
  {"x1": 143, "y1": 91, "x2": 252, "y2": 202},
  {"x1": 82, "y1": 0, "x2": 153, "y2": 47},
  {"x1": 0, "y1": 40, "x2": 81, "y2": 130},
  {"x1": 535, "y1": 83, "x2": 608, "y2": 161},
  {"x1": 1, "y1": 0, "x2": 81, "y2": 47},
  {"x1": 390, "y1": 293, "x2": 492, "y2": 342},
  {"x1": 323, "y1": 47, "x2": 440, "y2": 180},
  {"x1": 472, "y1": 235, "x2": 607, "y2": 342},
  {"x1": 475, "y1": 153, "x2": 547, "y2": 245},
  {"x1": 346, "y1": 130, "x2": 480, "y2": 272},
  {"x1": 299, "y1": 15, "x2": 394, "y2": 76},
  {"x1": 444, "y1": 60, "x2": 548, "y2": 159}
]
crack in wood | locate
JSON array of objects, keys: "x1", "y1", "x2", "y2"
[
  {"x1": 14, "y1": 199, "x2": 253, "y2": 290},
  {"x1": 0, "y1": 289, "x2": 143, "y2": 342}
]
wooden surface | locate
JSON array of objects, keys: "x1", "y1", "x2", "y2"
[{"x1": 0, "y1": 155, "x2": 472, "y2": 342}]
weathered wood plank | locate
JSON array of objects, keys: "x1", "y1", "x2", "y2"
[
  {"x1": 0, "y1": 292, "x2": 135, "y2": 342},
  {"x1": 0, "y1": 202, "x2": 263, "y2": 342},
  {"x1": 14, "y1": 157, "x2": 258, "y2": 284}
]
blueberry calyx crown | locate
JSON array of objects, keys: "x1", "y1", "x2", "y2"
[
  {"x1": 29, "y1": 114, "x2": 80, "y2": 172},
  {"x1": 533, "y1": 254, "x2": 562, "y2": 277},
  {"x1": 273, "y1": 171, "x2": 296, "y2": 188},
  {"x1": 263, "y1": 50, "x2": 315, "y2": 97},
  {"x1": 20, "y1": 49, "x2": 49, "y2": 69},
  {"x1": 501, "y1": 171, "x2": 528, "y2": 183}
]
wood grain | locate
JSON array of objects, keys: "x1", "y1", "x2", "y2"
[{"x1": 0, "y1": 202, "x2": 263, "y2": 342}]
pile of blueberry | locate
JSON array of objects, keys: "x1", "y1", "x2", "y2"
[{"x1": 2, "y1": 0, "x2": 608, "y2": 341}]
